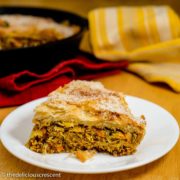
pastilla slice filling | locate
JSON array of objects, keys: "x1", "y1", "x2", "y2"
[{"x1": 26, "y1": 80, "x2": 146, "y2": 160}]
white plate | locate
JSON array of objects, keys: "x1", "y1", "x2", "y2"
[{"x1": 0, "y1": 96, "x2": 179, "y2": 174}]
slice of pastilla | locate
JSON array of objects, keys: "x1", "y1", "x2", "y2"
[{"x1": 26, "y1": 80, "x2": 146, "y2": 160}]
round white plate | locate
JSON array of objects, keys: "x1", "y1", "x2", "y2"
[{"x1": 0, "y1": 96, "x2": 179, "y2": 174}]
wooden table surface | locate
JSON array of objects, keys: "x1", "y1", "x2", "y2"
[{"x1": 0, "y1": 1, "x2": 179, "y2": 179}]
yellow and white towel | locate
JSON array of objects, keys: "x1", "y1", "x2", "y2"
[
  {"x1": 80, "y1": 6, "x2": 180, "y2": 92},
  {"x1": 128, "y1": 62, "x2": 180, "y2": 92},
  {"x1": 87, "y1": 6, "x2": 180, "y2": 62}
]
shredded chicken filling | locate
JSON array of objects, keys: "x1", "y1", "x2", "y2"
[{"x1": 26, "y1": 121, "x2": 143, "y2": 156}]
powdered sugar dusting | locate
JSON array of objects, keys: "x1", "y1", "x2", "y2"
[
  {"x1": 48, "y1": 80, "x2": 143, "y2": 123},
  {"x1": 49, "y1": 81, "x2": 126, "y2": 113}
]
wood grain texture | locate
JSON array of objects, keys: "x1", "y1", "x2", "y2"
[{"x1": 0, "y1": 1, "x2": 179, "y2": 179}]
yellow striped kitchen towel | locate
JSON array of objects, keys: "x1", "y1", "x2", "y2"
[
  {"x1": 128, "y1": 62, "x2": 180, "y2": 92},
  {"x1": 88, "y1": 6, "x2": 180, "y2": 62}
]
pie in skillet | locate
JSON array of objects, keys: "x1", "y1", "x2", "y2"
[{"x1": 0, "y1": 14, "x2": 79, "y2": 49}]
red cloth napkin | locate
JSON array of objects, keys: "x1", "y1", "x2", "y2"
[{"x1": 0, "y1": 56, "x2": 128, "y2": 107}]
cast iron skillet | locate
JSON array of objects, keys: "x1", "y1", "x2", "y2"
[{"x1": 0, "y1": 6, "x2": 88, "y2": 77}]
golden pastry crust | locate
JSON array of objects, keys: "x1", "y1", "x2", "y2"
[
  {"x1": 26, "y1": 80, "x2": 146, "y2": 161},
  {"x1": 34, "y1": 80, "x2": 145, "y2": 126}
]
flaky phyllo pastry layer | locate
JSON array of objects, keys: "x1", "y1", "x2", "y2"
[{"x1": 26, "y1": 80, "x2": 146, "y2": 162}]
